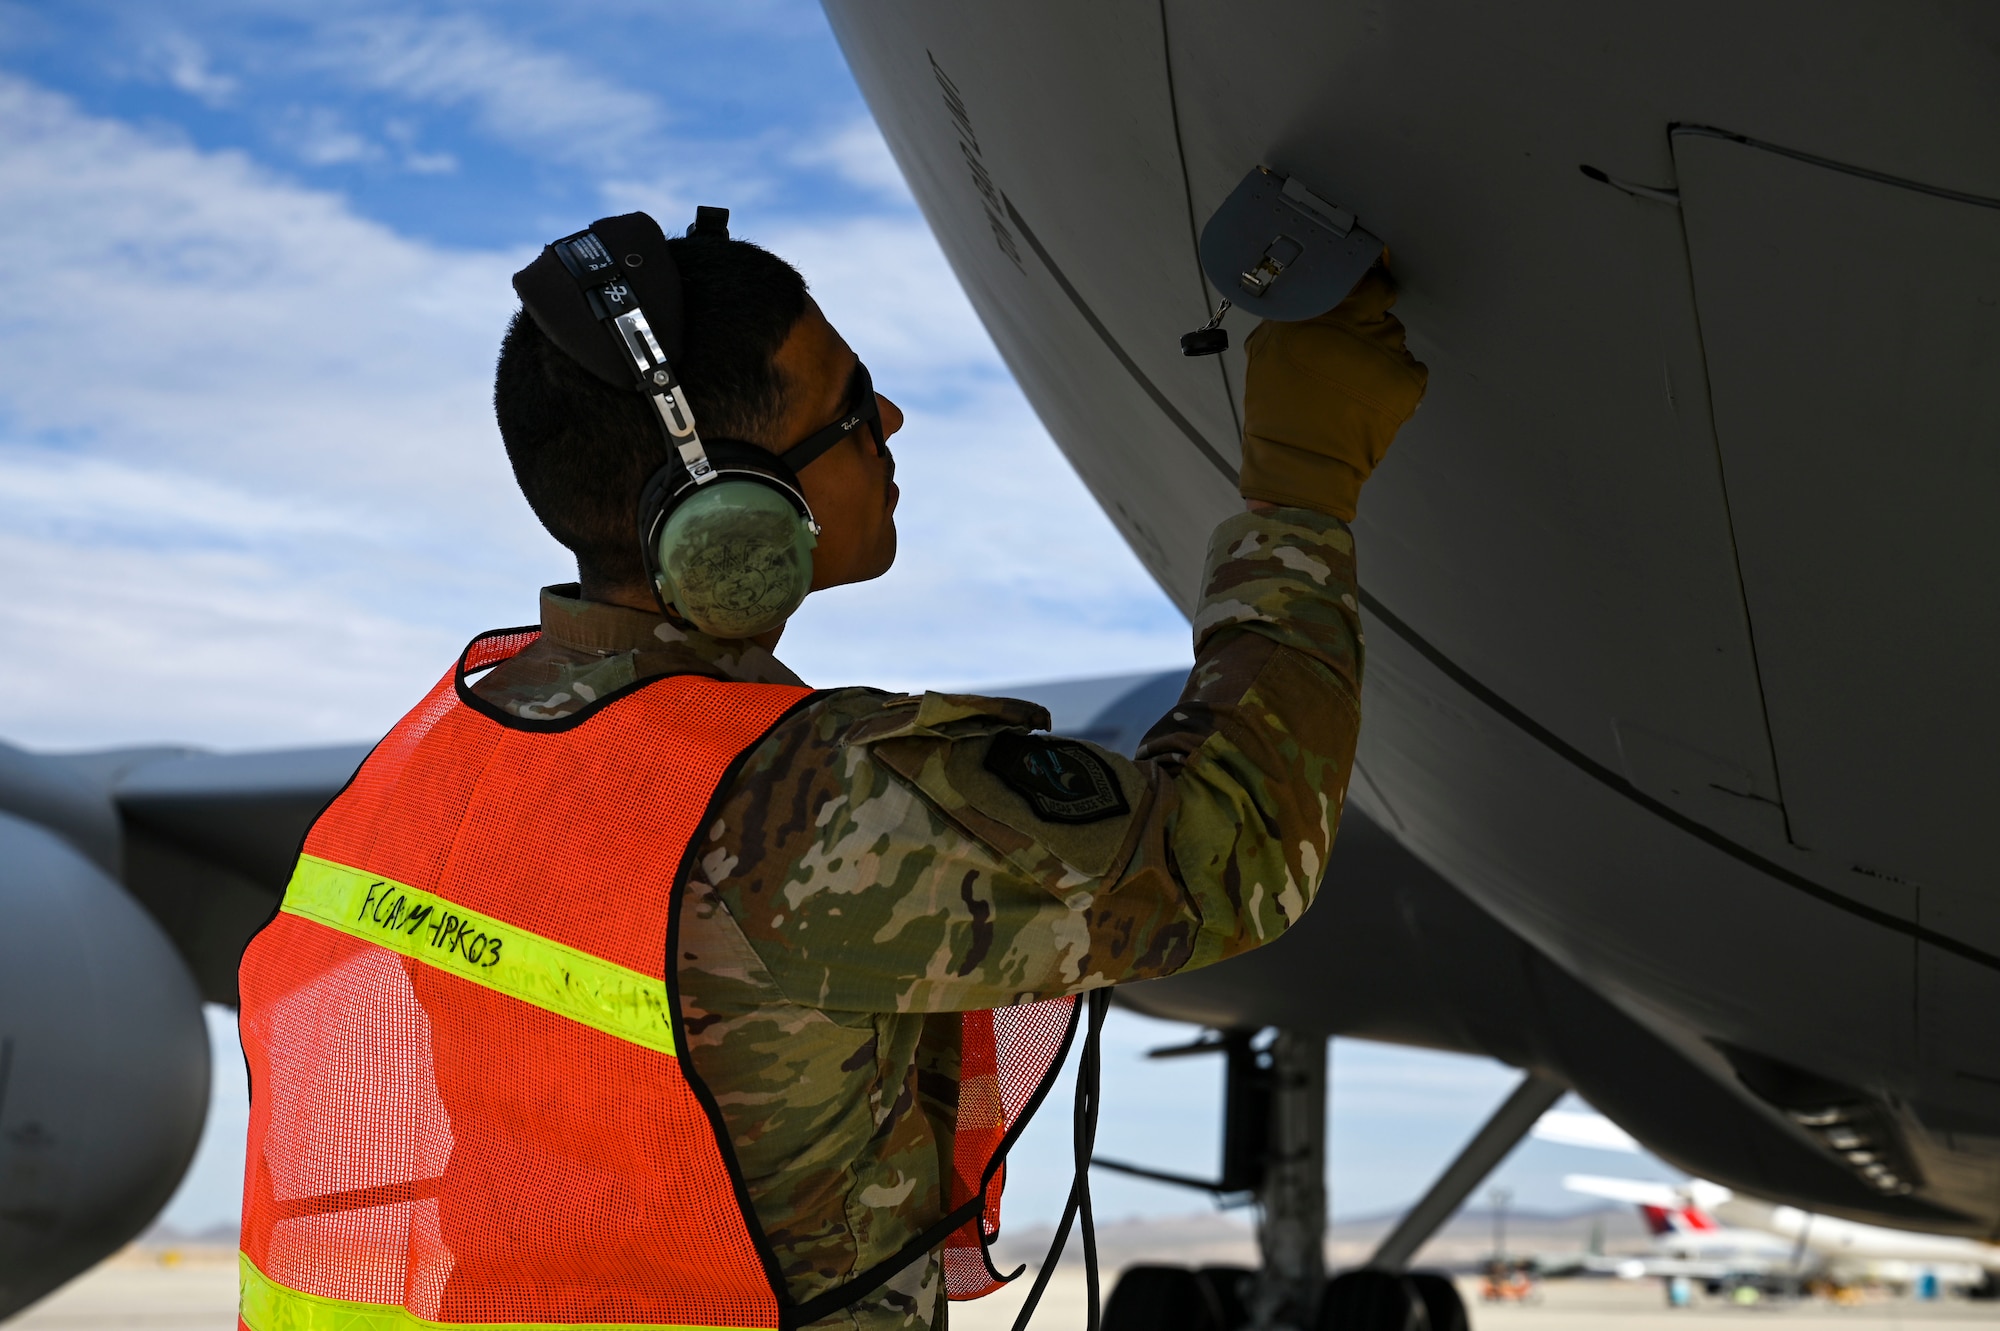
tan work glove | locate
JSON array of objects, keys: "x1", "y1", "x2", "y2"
[{"x1": 1238, "y1": 263, "x2": 1428, "y2": 520}]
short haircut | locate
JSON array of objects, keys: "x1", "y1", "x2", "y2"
[{"x1": 494, "y1": 235, "x2": 809, "y2": 589}]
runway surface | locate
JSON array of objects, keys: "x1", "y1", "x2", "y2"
[
  {"x1": 953, "y1": 1273, "x2": 2000, "y2": 1331},
  {"x1": 14, "y1": 1251, "x2": 2000, "y2": 1331}
]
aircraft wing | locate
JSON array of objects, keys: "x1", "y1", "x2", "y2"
[
  {"x1": 20, "y1": 671, "x2": 1184, "y2": 1012},
  {"x1": 52, "y1": 743, "x2": 373, "y2": 1003}
]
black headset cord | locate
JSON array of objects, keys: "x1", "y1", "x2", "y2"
[{"x1": 1009, "y1": 986, "x2": 1113, "y2": 1331}]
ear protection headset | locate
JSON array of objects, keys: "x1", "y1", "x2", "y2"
[{"x1": 511, "y1": 208, "x2": 882, "y2": 639}]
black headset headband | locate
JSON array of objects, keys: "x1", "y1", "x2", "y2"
[
  {"x1": 514, "y1": 207, "x2": 765, "y2": 504},
  {"x1": 512, "y1": 208, "x2": 733, "y2": 387},
  {"x1": 512, "y1": 207, "x2": 868, "y2": 513}
]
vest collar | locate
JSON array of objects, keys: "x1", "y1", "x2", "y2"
[{"x1": 537, "y1": 584, "x2": 806, "y2": 687}]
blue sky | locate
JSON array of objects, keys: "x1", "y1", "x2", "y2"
[
  {"x1": 0, "y1": 0, "x2": 1684, "y2": 1239},
  {"x1": 0, "y1": 0, "x2": 1187, "y2": 750}
]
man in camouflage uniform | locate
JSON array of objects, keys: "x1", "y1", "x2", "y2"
[{"x1": 487, "y1": 233, "x2": 1426, "y2": 1329}]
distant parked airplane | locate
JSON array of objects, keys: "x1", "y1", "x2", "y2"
[{"x1": 1566, "y1": 1173, "x2": 2000, "y2": 1292}]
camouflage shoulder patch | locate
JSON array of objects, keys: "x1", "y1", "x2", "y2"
[
  {"x1": 863, "y1": 723, "x2": 1150, "y2": 882},
  {"x1": 982, "y1": 733, "x2": 1130, "y2": 824}
]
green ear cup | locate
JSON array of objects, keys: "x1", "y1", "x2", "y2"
[{"x1": 654, "y1": 480, "x2": 816, "y2": 639}]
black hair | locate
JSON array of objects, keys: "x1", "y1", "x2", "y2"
[{"x1": 494, "y1": 234, "x2": 809, "y2": 589}]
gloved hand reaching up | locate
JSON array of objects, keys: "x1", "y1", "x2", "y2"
[{"x1": 1238, "y1": 262, "x2": 1428, "y2": 520}]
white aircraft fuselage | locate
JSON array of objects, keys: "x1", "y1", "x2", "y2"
[
  {"x1": 1570, "y1": 1174, "x2": 2000, "y2": 1284},
  {"x1": 822, "y1": 0, "x2": 2000, "y2": 1234}
]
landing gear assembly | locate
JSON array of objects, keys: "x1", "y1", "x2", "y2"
[{"x1": 1095, "y1": 1029, "x2": 1564, "y2": 1331}]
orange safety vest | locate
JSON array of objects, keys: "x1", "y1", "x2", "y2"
[{"x1": 237, "y1": 628, "x2": 1078, "y2": 1331}]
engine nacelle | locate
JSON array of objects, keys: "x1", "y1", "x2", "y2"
[{"x1": 0, "y1": 806, "x2": 209, "y2": 1315}]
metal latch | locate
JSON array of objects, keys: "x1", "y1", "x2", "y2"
[
  {"x1": 1179, "y1": 165, "x2": 1386, "y2": 354},
  {"x1": 1239, "y1": 234, "x2": 1305, "y2": 298}
]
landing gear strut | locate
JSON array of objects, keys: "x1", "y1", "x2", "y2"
[
  {"x1": 1251, "y1": 1032, "x2": 1327, "y2": 1331},
  {"x1": 1096, "y1": 1029, "x2": 1565, "y2": 1331}
]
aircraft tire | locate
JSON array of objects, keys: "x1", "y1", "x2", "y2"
[
  {"x1": 1103, "y1": 1265, "x2": 1227, "y2": 1331},
  {"x1": 1407, "y1": 1272, "x2": 1467, "y2": 1331},
  {"x1": 1317, "y1": 1269, "x2": 1429, "y2": 1331},
  {"x1": 1195, "y1": 1265, "x2": 1255, "y2": 1329}
]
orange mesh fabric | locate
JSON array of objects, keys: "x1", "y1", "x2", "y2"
[
  {"x1": 463, "y1": 626, "x2": 540, "y2": 674},
  {"x1": 239, "y1": 634, "x2": 808, "y2": 1328},
  {"x1": 942, "y1": 995, "x2": 1078, "y2": 1300}
]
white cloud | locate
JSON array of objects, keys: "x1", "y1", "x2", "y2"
[
  {"x1": 0, "y1": 74, "x2": 563, "y2": 747},
  {"x1": 0, "y1": 73, "x2": 526, "y2": 524},
  {"x1": 597, "y1": 145, "x2": 789, "y2": 223},
  {"x1": 308, "y1": 13, "x2": 664, "y2": 172},
  {"x1": 273, "y1": 105, "x2": 380, "y2": 166},
  {"x1": 746, "y1": 215, "x2": 1187, "y2": 690},
  {"x1": 792, "y1": 118, "x2": 909, "y2": 200},
  {"x1": 593, "y1": 177, "x2": 699, "y2": 232},
  {"x1": 154, "y1": 32, "x2": 237, "y2": 107},
  {"x1": 0, "y1": 69, "x2": 1181, "y2": 751},
  {"x1": 403, "y1": 149, "x2": 458, "y2": 175},
  {"x1": 0, "y1": 450, "x2": 532, "y2": 752},
  {"x1": 291, "y1": 10, "x2": 784, "y2": 216},
  {"x1": 762, "y1": 216, "x2": 1002, "y2": 381},
  {"x1": 0, "y1": 448, "x2": 373, "y2": 544},
  {"x1": 778, "y1": 380, "x2": 1188, "y2": 693},
  {"x1": 385, "y1": 118, "x2": 458, "y2": 175},
  {"x1": 0, "y1": 526, "x2": 472, "y2": 750}
]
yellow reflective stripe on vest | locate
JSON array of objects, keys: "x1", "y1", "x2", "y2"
[
  {"x1": 282, "y1": 854, "x2": 676, "y2": 1057},
  {"x1": 239, "y1": 1254, "x2": 762, "y2": 1331}
]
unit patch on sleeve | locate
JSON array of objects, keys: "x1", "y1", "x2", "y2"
[{"x1": 982, "y1": 732, "x2": 1131, "y2": 824}]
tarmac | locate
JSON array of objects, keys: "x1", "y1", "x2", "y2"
[
  {"x1": 948, "y1": 1271, "x2": 2000, "y2": 1331},
  {"x1": 11, "y1": 1247, "x2": 237, "y2": 1331},
  {"x1": 13, "y1": 1248, "x2": 2000, "y2": 1331}
]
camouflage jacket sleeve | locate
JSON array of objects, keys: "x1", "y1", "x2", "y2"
[{"x1": 697, "y1": 506, "x2": 1361, "y2": 1012}]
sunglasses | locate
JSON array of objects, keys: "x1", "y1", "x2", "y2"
[{"x1": 783, "y1": 362, "x2": 884, "y2": 473}]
